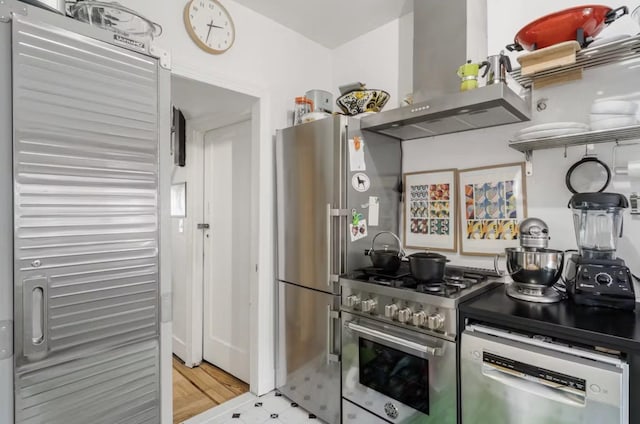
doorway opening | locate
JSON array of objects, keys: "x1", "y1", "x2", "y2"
[{"x1": 169, "y1": 75, "x2": 258, "y2": 423}]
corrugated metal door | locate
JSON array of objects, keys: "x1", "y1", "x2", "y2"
[{"x1": 12, "y1": 16, "x2": 160, "y2": 424}]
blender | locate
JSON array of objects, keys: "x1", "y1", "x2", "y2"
[{"x1": 566, "y1": 193, "x2": 636, "y2": 310}]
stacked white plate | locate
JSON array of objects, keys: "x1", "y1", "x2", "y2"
[
  {"x1": 590, "y1": 100, "x2": 639, "y2": 131},
  {"x1": 512, "y1": 122, "x2": 589, "y2": 141}
]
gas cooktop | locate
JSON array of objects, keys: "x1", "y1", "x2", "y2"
[
  {"x1": 341, "y1": 263, "x2": 501, "y2": 340},
  {"x1": 349, "y1": 262, "x2": 493, "y2": 300}
]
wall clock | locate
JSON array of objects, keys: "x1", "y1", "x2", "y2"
[{"x1": 184, "y1": 0, "x2": 235, "y2": 54}]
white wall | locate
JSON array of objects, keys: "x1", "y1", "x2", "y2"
[
  {"x1": 330, "y1": 1, "x2": 640, "y2": 293},
  {"x1": 331, "y1": 14, "x2": 413, "y2": 110},
  {"x1": 117, "y1": 0, "x2": 333, "y2": 396}
]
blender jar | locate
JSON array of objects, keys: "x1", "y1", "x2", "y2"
[{"x1": 569, "y1": 193, "x2": 629, "y2": 260}]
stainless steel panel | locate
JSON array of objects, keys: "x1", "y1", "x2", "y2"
[
  {"x1": 12, "y1": 16, "x2": 160, "y2": 422},
  {"x1": 276, "y1": 282, "x2": 341, "y2": 424},
  {"x1": 343, "y1": 399, "x2": 390, "y2": 424},
  {"x1": 345, "y1": 123, "x2": 401, "y2": 273},
  {"x1": 461, "y1": 329, "x2": 627, "y2": 424},
  {"x1": 15, "y1": 340, "x2": 160, "y2": 424},
  {"x1": 276, "y1": 116, "x2": 346, "y2": 293},
  {"x1": 361, "y1": 83, "x2": 531, "y2": 140},
  {"x1": 0, "y1": 18, "x2": 13, "y2": 424},
  {"x1": 342, "y1": 312, "x2": 456, "y2": 424}
]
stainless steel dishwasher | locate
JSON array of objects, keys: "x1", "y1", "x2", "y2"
[{"x1": 461, "y1": 324, "x2": 629, "y2": 424}]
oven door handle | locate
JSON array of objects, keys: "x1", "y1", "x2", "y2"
[
  {"x1": 482, "y1": 363, "x2": 586, "y2": 408},
  {"x1": 346, "y1": 321, "x2": 443, "y2": 357}
]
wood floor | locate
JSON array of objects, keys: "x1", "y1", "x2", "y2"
[{"x1": 173, "y1": 356, "x2": 249, "y2": 424}]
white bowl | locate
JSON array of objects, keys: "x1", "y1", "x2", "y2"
[
  {"x1": 515, "y1": 122, "x2": 589, "y2": 137},
  {"x1": 514, "y1": 127, "x2": 588, "y2": 141},
  {"x1": 591, "y1": 100, "x2": 638, "y2": 115},
  {"x1": 590, "y1": 115, "x2": 638, "y2": 131}
]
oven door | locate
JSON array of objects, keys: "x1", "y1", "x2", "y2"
[{"x1": 341, "y1": 312, "x2": 456, "y2": 424}]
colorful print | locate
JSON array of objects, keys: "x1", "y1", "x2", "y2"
[{"x1": 409, "y1": 183, "x2": 451, "y2": 235}]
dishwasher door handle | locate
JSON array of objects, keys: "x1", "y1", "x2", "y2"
[
  {"x1": 347, "y1": 321, "x2": 443, "y2": 357},
  {"x1": 482, "y1": 363, "x2": 586, "y2": 408}
]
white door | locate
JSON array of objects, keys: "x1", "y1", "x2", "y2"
[{"x1": 202, "y1": 120, "x2": 251, "y2": 382}]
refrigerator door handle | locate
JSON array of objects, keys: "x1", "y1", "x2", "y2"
[
  {"x1": 327, "y1": 204, "x2": 349, "y2": 286},
  {"x1": 326, "y1": 305, "x2": 340, "y2": 364},
  {"x1": 22, "y1": 277, "x2": 48, "y2": 358}
]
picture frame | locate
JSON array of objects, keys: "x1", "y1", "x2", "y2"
[
  {"x1": 171, "y1": 182, "x2": 187, "y2": 218},
  {"x1": 403, "y1": 169, "x2": 458, "y2": 252},
  {"x1": 458, "y1": 162, "x2": 527, "y2": 256}
]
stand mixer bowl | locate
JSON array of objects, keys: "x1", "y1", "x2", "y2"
[{"x1": 504, "y1": 247, "x2": 565, "y2": 287}]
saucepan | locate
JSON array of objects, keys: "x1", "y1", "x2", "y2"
[
  {"x1": 494, "y1": 248, "x2": 565, "y2": 287},
  {"x1": 366, "y1": 231, "x2": 405, "y2": 272},
  {"x1": 506, "y1": 5, "x2": 628, "y2": 51},
  {"x1": 408, "y1": 252, "x2": 449, "y2": 282}
]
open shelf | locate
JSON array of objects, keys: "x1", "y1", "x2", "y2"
[
  {"x1": 508, "y1": 125, "x2": 640, "y2": 153},
  {"x1": 510, "y1": 34, "x2": 640, "y2": 88}
]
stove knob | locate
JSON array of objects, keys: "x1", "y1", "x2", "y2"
[
  {"x1": 345, "y1": 295, "x2": 361, "y2": 308},
  {"x1": 398, "y1": 308, "x2": 413, "y2": 324},
  {"x1": 412, "y1": 310, "x2": 427, "y2": 327},
  {"x1": 361, "y1": 299, "x2": 377, "y2": 313},
  {"x1": 384, "y1": 304, "x2": 399, "y2": 319},
  {"x1": 427, "y1": 313, "x2": 445, "y2": 330},
  {"x1": 595, "y1": 273, "x2": 613, "y2": 286}
]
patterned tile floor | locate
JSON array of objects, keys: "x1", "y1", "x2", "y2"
[{"x1": 183, "y1": 390, "x2": 328, "y2": 424}]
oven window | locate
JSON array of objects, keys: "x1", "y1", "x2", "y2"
[{"x1": 359, "y1": 338, "x2": 429, "y2": 414}]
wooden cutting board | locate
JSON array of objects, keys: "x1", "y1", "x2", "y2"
[{"x1": 517, "y1": 41, "x2": 581, "y2": 76}]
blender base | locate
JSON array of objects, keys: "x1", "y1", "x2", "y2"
[{"x1": 506, "y1": 282, "x2": 562, "y2": 303}]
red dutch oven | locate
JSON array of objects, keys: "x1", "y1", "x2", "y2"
[{"x1": 506, "y1": 5, "x2": 628, "y2": 52}]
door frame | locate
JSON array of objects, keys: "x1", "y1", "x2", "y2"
[
  {"x1": 179, "y1": 113, "x2": 252, "y2": 370},
  {"x1": 169, "y1": 65, "x2": 273, "y2": 397}
]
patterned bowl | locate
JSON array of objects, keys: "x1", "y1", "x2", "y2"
[{"x1": 336, "y1": 89, "x2": 390, "y2": 116}]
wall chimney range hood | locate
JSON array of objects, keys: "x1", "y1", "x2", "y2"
[{"x1": 361, "y1": 0, "x2": 531, "y2": 141}]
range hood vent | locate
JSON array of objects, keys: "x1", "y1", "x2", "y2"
[
  {"x1": 360, "y1": 0, "x2": 531, "y2": 141},
  {"x1": 361, "y1": 83, "x2": 530, "y2": 141}
]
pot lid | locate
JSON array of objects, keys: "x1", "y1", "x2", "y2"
[
  {"x1": 568, "y1": 192, "x2": 629, "y2": 209},
  {"x1": 409, "y1": 252, "x2": 448, "y2": 260},
  {"x1": 371, "y1": 246, "x2": 400, "y2": 254}
]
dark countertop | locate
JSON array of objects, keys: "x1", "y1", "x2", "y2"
[{"x1": 460, "y1": 284, "x2": 640, "y2": 352}]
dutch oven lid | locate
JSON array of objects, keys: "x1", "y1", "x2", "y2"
[
  {"x1": 409, "y1": 252, "x2": 448, "y2": 261},
  {"x1": 568, "y1": 192, "x2": 629, "y2": 209}
]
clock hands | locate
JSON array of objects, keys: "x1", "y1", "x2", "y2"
[{"x1": 206, "y1": 19, "x2": 224, "y2": 42}]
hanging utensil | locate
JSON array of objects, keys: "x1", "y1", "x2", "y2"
[{"x1": 565, "y1": 152, "x2": 611, "y2": 194}]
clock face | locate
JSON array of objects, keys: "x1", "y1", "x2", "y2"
[{"x1": 184, "y1": 0, "x2": 235, "y2": 54}]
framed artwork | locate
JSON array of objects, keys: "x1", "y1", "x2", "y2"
[
  {"x1": 171, "y1": 182, "x2": 187, "y2": 217},
  {"x1": 458, "y1": 162, "x2": 527, "y2": 256},
  {"x1": 403, "y1": 169, "x2": 457, "y2": 252}
]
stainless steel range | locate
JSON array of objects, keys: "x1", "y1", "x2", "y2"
[{"x1": 341, "y1": 264, "x2": 499, "y2": 423}]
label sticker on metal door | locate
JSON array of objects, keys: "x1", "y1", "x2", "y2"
[
  {"x1": 349, "y1": 136, "x2": 366, "y2": 171},
  {"x1": 352, "y1": 172, "x2": 370, "y2": 192}
]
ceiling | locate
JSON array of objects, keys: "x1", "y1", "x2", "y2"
[
  {"x1": 233, "y1": 0, "x2": 413, "y2": 48},
  {"x1": 171, "y1": 75, "x2": 256, "y2": 121}
]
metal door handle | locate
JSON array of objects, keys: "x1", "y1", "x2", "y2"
[
  {"x1": 326, "y1": 305, "x2": 340, "y2": 364},
  {"x1": 346, "y1": 321, "x2": 444, "y2": 357},
  {"x1": 482, "y1": 363, "x2": 586, "y2": 407},
  {"x1": 326, "y1": 203, "x2": 332, "y2": 287},
  {"x1": 197, "y1": 223, "x2": 210, "y2": 229},
  {"x1": 326, "y1": 204, "x2": 347, "y2": 286},
  {"x1": 23, "y1": 277, "x2": 48, "y2": 357}
]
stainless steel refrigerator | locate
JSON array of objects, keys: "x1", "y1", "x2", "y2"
[
  {"x1": 275, "y1": 116, "x2": 401, "y2": 424},
  {"x1": 1, "y1": 4, "x2": 169, "y2": 423}
]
